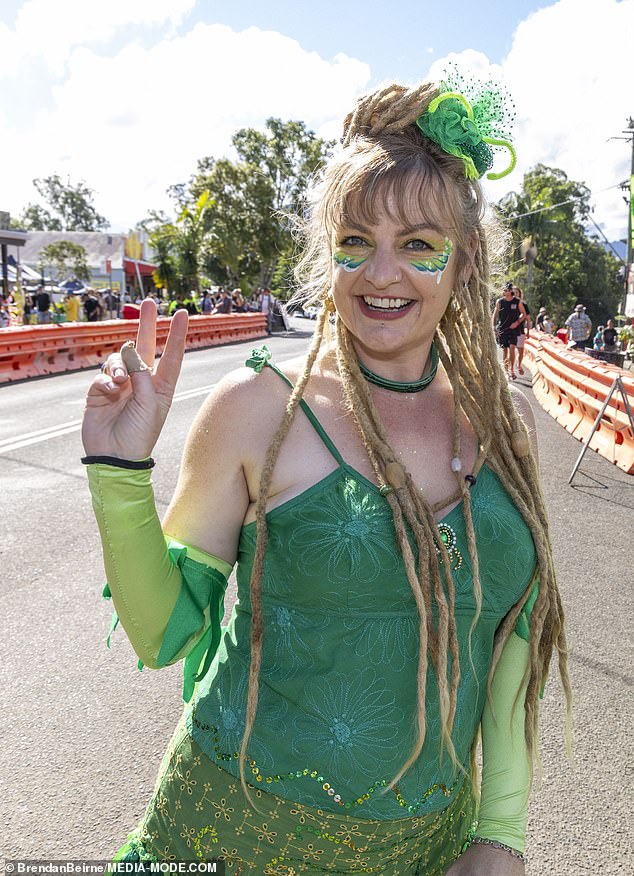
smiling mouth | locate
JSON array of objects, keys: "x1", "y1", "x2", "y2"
[{"x1": 362, "y1": 296, "x2": 414, "y2": 312}]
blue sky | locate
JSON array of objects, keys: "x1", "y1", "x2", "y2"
[
  {"x1": 173, "y1": 0, "x2": 544, "y2": 82},
  {"x1": 0, "y1": 0, "x2": 631, "y2": 242}
]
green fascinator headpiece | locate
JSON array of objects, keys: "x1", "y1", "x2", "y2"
[{"x1": 416, "y1": 65, "x2": 517, "y2": 181}]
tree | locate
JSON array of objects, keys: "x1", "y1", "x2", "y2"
[
  {"x1": 20, "y1": 174, "x2": 108, "y2": 231},
  {"x1": 149, "y1": 223, "x2": 180, "y2": 295},
  {"x1": 495, "y1": 165, "x2": 621, "y2": 326},
  {"x1": 175, "y1": 190, "x2": 212, "y2": 294},
  {"x1": 142, "y1": 119, "x2": 332, "y2": 295},
  {"x1": 145, "y1": 192, "x2": 212, "y2": 296},
  {"x1": 195, "y1": 158, "x2": 277, "y2": 288},
  {"x1": 39, "y1": 241, "x2": 91, "y2": 283},
  {"x1": 188, "y1": 118, "x2": 333, "y2": 292}
]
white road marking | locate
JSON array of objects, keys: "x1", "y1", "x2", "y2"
[{"x1": 0, "y1": 382, "x2": 218, "y2": 455}]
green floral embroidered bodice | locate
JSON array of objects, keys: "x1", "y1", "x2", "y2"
[{"x1": 187, "y1": 355, "x2": 537, "y2": 819}]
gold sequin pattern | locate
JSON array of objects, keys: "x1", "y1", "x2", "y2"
[
  {"x1": 121, "y1": 724, "x2": 477, "y2": 875},
  {"x1": 193, "y1": 715, "x2": 455, "y2": 814}
]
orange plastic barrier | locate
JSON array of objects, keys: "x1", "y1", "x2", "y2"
[
  {"x1": 524, "y1": 332, "x2": 634, "y2": 474},
  {"x1": 0, "y1": 314, "x2": 267, "y2": 384}
]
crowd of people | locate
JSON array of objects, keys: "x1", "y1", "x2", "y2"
[
  {"x1": 492, "y1": 284, "x2": 630, "y2": 374},
  {"x1": 3, "y1": 277, "x2": 632, "y2": 372},
  {"x1": 0, "y1": 285, "x2": 277, "y2": 327}
]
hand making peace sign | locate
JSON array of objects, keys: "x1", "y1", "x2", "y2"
[{"x1": 82, "y1": 299, "x2": 189, "y2": 461}]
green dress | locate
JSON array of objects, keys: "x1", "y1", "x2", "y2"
[{"x1": 116, "y1": 355, "x2": 537, "y2": 874}]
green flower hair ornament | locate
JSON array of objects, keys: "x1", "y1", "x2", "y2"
[{"x1": 416, "y1": 90, "x2": 517, "y2": 181}]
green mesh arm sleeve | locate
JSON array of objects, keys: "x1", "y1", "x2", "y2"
[
  {"x1": 514, "y1": 579, "x2": 539, "y2": 642},
  {"x1": 87, "y1": 464, "x2": 232, "y2": 701},
  {"x1": 476, "y1": 631, "x2": 532, "y2": 855}
]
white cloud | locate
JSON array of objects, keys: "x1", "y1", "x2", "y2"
[
  {"x1": 1, "y1": 0, "x2": 630, "y2": 244},
  {"x1": 499, "y1": 0, "x2": 631, "y2": 241},
  {"x1": 1, "y1": 20, "x2": 370, "y2": 231},
  {"x1": 0, "y1": 0, "x2": 196, "y2": 75},
  {"x1": 425, "y1": 1, "x2": 632, "y2": 242}
]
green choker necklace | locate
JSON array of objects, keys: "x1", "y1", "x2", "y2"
[{"x1": 358, "y1": 343, "x2": 439, "y2": 393}]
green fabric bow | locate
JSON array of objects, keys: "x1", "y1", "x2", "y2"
[
  {"x1": 245, "y1": 344, "x2": 272, "y2": 373},
  {"x1": 416, "y1": 91, "x2": 516, "y2": 181}
]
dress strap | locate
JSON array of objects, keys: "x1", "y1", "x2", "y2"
[
  {"x1": 245, "y1": 346, "x2": 344, "y2": 466},
  {"x1": 268, "y1": 362, "x2": 345, "y2": 466}
]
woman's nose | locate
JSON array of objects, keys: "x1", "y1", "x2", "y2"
[{"x1": 364, "y1": 248, "x2": 401, "y2": 290}]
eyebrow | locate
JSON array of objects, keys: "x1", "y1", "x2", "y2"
[
  {"x1": 397, "y1": 223, "x2": 444, "y2": 237},
  {"x1": 337, "y1": 223, "x2": 444, "y2": 236}
]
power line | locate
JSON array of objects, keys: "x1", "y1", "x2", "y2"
[
  {"x1": 585, "y1": 216, "x2": 626, "y2": 265},
  {"x1": 501, "y1": 183, "x2": 622, "y2": 221}
]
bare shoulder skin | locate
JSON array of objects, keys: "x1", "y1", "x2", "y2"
[{"x1": 162, "y1": 346, "x2": 483, "y2": 565}]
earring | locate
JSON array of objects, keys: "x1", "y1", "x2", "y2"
[{"x1": 324, "y1": 295, "x2": 336, "y2": 314}]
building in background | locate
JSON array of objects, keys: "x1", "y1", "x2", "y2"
[{"x1": 19, "y1": 230, "x2": 157, "y2": 298}]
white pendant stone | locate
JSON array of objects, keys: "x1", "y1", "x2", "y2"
[{"x1": 450, "y1": 457, "x2": 463, "y2": 473}]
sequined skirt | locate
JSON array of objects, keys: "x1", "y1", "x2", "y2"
[{"x1": 116, "y1": 721, "x2": 477, "y2": 875}]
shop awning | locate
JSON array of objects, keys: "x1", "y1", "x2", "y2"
[{"x1": 123, "y1": 258, "x2": 156, "y2": 277}]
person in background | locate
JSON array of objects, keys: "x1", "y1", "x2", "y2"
[
  {"x1": 492, "y1": 281, "x2": 526, "y2": 380},
  {"x1": 543, "y1": 314, "x2": 555, "y2": 335},
  {"x1": 565, "y1": 304, "x2": 592, "y2": 351},
  {"x1": 35, "y1": 285, "x2": 51, "y2": 324},
  {"x1": 259, "y1": 286, "x2": 275, "y2": 334},
  {"x1": 83, "y1": 291, "x2": 100, "y2": 322},
  {"x1": 200, "y1": 290, "x2": 214, "y2": 314},
  {"x1": 84, "y1": 70, "x2": 572, "y2": 875},
  {"x1": 535, "y1": 307, "x2": 546, "y2": 331},
  {"x1": 22, "y1": 291, "x2": 34, "y2": 325},
  {"x1": 513, "y1": 287, "x2": 530, "y2": 376},
  {"x1": 593, "y1": 326, "x2": 605, "y2": 351},
  {"x1": 64, "y1": 292, "x2": 81, "y2": 322},
  {"x1": 181, "y1": 292, "x2": 200, "y2": 315},
  {"x1": 233, "y1": 288, "x2": 247, "y2": 312},
  {"x1": 212, "y1": 288, "x2": 233, "y2": 314},
  {"x1": 0, "y1": 296, "x2": 10, "y2": 327},
  {"x1": 602, "y1": 319, "x2": 618, "y2": 352}
]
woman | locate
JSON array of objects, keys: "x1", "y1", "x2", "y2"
[
  {"x1": 512, "y1": 287, "x2": 530, "y2": 376},
  {"x1": 82, "y1": 75, "x2": 571, "y2": 875}
]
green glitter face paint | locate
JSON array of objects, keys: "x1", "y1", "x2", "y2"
[
  {"x1": 333, "y1": 250, "x2": 368, "y2": 272},
  {"x1": 410, "y1": 238, "x2": 454, "y2": 283}
]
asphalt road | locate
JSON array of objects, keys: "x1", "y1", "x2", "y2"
[{"x1": 1, "y1": 322, "x2": 631, "y2": 874}]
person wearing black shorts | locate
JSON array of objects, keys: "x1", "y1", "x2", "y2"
[{"x1": 492, "y1": 282, "x2": 526, "y2": 379}]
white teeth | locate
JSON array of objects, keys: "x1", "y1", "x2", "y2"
[{"x1": 363, "y1": 296, "x2": 410, "y2": 309}]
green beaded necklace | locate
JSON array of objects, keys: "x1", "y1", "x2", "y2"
[{"x1": 358, "y1": 342, "x2": 439, "y2": 393}]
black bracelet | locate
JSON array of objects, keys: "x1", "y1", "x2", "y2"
[{"x1": 81, "y1": 455, "x2": 155, "y2": 469}]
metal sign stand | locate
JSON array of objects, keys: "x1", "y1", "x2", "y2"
[{"x1": 569, "y1": 375, "x2": 634, "y2": 484}]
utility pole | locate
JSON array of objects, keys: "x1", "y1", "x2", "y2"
[{"x1": 615, "y1": 118, "x2": 634, "y2": 316}]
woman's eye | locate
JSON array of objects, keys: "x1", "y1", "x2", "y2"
[
  {"x1": 404, "y1": 238, "x2": 432, "y2": 252},
  {"x1": 339, "y1": 235, "x2": 368, "y2": 248}
]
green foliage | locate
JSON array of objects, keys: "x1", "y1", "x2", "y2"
[
  {"x1": 496, "y1": 164, "x2": 622, "y2": 327},
  {"x1": 147, "y1": 119, "x2": 332, "y2": 294},
  {"x1": 20, "y1": 174, "x2": 108, "y2": 231},
  {"x1": 186, "y1": 118, "x2": 333, "y2": 290},
  {"x1": 40, "y1": 240, "x2": 91, "y2": 283},
  {"x1": 270, "y1": 251, "x2": 297, "y2": 301},
  {"x1": 175, "y1": 190, "x2": 213, "y2": 293},
  {"x1": 146, "y1": 193, "x2": 212, "y2": 295},
  {"x1": 149, "y1": 223, "x2": 180, "y2": 293}
]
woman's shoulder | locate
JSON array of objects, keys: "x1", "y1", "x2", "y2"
[{"x1": 194, "y1": 352, "x2": 312, "y2": 431}]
